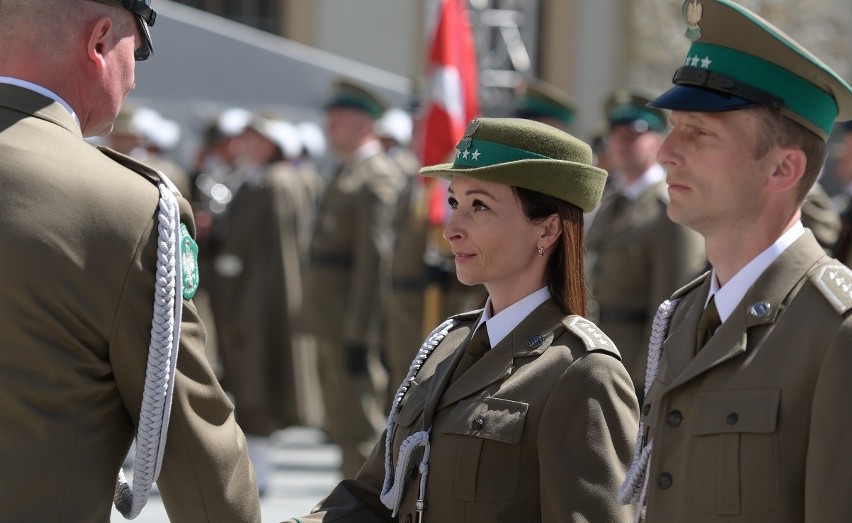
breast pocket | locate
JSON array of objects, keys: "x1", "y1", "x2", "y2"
[
  {"x1": 688, "y1": 389, "x2": 781, "y2": 515},
  {"x1": 438, "y1": 396, "x2": 528, "y2": 503}
]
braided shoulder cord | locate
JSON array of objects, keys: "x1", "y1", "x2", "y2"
[
  {"x1": 619, "y1": 298, "x2": 681, "y2": 506},
  {"x1": 380, "y1": 318, "x2": 459, "y2": 516},
  {"x1": 114, "y1": 181, "x2": 184, "y2": 519}
]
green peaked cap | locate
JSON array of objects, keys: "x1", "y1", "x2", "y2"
[
  {"x1": 325, "y1": 77, "x2": 387, "y2": 120},
  {"x1": 419, "y1": 118, "x2": 608, "y2": 213},
  {"x1": 651, "y1": 0, "x2": 852, "y2": 140}
]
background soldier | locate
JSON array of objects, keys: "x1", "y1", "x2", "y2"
[
  {"x1": 0, "y1": 0, "x2": 260, "y2": 520},
  {"x1": 208, "y1": 114, "x2": 312, "y2": 494},
  {"x1": 586, "y1": 90, "x2": 706, "y2": 400},
  {"x1": 301, "y1": 78, "x2": 405, "y2": 478}
]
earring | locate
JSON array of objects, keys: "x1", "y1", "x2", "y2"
[{"x1": 537, "y1": 246, "x2": 545, "y2": 257}]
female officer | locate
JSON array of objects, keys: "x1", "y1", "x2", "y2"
[{"x1": 287, "y1": 117, "x2": 639, "y2": 522}]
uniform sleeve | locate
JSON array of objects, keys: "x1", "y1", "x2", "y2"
[
  {"x1": 805, "y1": 317, "x2": 852, "y2": 520},
  {"x1": 284, "y1": 429, "x2": 393, "y2": 522},
  {"x1": 538, "y1": 352, "x2": 639, "y2": 522},
  {"x1": 110, "y1": 205, "x2": 262, "y2": 523}
]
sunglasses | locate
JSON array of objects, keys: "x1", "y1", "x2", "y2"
[{"x1": 86, "y1": 0, "x2": 157, "y2": 61}]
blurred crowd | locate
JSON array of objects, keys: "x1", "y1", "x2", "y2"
[{"x1": 94, "y1": 76, "x2": 852, "y2": 492}]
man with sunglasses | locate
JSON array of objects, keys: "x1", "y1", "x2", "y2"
[{"x1": 0, "y1": 1, "x2": 261, "y2": 521}]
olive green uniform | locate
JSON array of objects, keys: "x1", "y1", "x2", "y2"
[{"x1": 0, "y1": 84, "x2": 260, "y2": 522}]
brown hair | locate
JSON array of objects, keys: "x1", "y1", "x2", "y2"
[
  {"x1": 752, "y1": 107, "x2": 828, "y2": 203},
  {"x1": 514, "y1": 187, "x2": 586, "y2": 317}
]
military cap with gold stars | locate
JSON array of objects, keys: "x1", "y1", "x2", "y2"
[
  {"x1": 605, "y1": 88, "x2": 668, "y2": 133},
  {"x1": 650, "y1": 0, "x2": 852, "y2": 141},
  {"x1": 514, "y1": 80, "x2": 577, "y2": 129},
  {"x1": 419, "y1": 117, "x2": 608, "y2": 213},
  {"x1": 324, "y1": 77, "x2": 388, "y2": 120}
]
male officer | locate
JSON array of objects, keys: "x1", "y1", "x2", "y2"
[
  {"x1": 0, "y1": 1, "x2": 260, "y2": 521},
  {"x1": 586, "y1": 89, "x2": 706, "y2": 400},
  {"x1": 833, "y1": 121, "x2": 852, "y2": 265},
  {"x1": 620, "y1": 1, "x2": 852, "y2": 520},
  {"x1": 301, "y1": 78, "x2": 405, "y2": 478},
  {"x1": 513, "y1": 78, "x2": 576, "y2": 132}
]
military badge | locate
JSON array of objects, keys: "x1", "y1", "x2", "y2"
[
  {"x1": 685, "y1": 0, "x2": 703, "y2": 40},
  {"x1": 180, "y1": 223, "x2": 200, "y2": 300},
  {"x1": 456, "y1": 118, "x2": 480, "y2": 152}
]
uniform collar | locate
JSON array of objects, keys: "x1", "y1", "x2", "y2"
[
  {"x1": 477, "y1": 286, "x2": 551, "y2": 348},
  {"x1": 709, "y1": 221, "x2": 805, "y2": 321},
  {"x1": 0, "y1": 76, "x2": 80, "y2": 127}
]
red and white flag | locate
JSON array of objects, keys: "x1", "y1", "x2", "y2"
[{"x1": 419, "y1": 0, "x2": 479, "y2": 225}]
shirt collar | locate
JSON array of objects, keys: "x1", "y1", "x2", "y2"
[
  {"x1": 476, "y1": 286, "x2": 552, "y2": 349},
  {"x1": 0, "y1": 76, "x2": 80, "y2": 127},
  {"x1": 708, "y1": 221, "x2": 805, "y2": 321},
  {"x1": 619, "y1": 163, "x2": 666, "y2": 200}
]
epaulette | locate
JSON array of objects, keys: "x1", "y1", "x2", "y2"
[
  {"x1": 448, "y1": 308, "x2": 484, "y2": 323},
  {"x1": 563, "y1": 316, "x2": 622, "y2": 359},
  {"x1": 671, "y1": 270, "x2": 711, "y2": 300},
  {"x1": 97, "y1": 146, "x2": 182, "y2": 197},
  {"x1": 810, "y1": 263, "x2": 852, "y2": 316}
]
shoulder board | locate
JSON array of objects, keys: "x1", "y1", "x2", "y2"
[
  {"x1": 810, "y1": 263, "x2": 852, "y2": 315},
  {"x1": 97, "y1": 146, "x2": 182, "y2": 197},
  {"x1": 672, "y1": 270, "x2": 711, "y2": 299},
  {"x1": 448, "y1": 308, "x2": 484, "y2": 323},
  {"x1": 563, "y1": 316, "x2": 621, "y2": 359}
]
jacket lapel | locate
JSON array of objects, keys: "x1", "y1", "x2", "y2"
[
  {"x1": 666, "y1": 231, "x2": 826, "y2": 389},
  {"x1": 436, "y1": 299, "x2": 566, "y2": 411}
]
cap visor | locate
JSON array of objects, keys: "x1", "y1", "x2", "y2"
[{"x1": 649, "y1": 84, "x2": 757, "y2": 112}]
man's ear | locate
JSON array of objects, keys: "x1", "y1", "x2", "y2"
[
  {"x1": 86, "y1": 17, "x2": 114, "y2": 69},
  {"x1": 766, "y1": 146, "x2": 807, "y2": 194}
]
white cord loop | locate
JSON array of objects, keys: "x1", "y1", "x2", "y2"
[
  {"x1": 619, "y1": 298, "x2": 681, "y2": 507},
  {"x1": 114, "y1": 181, "x2": 183, "y2": 519},
  {"x1": 380, "y1": 318, "x2": 458, "y2": 516}
]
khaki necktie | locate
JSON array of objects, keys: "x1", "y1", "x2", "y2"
[
  {"x1": 695, "y1": 296, "x2": 721, "y2": 351},
  {"x1": 449, "y1": 325, "x2": 490, "y2": 384}
]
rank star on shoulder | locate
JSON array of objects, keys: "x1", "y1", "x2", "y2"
[
  {"x1": 471, "y1": 150, "x2": 481, "y2": 160},
  {"x1": 690, "y1": 55, "x2": 700, "y2": 67},
  {"x1": 462, "y1": 149, "x2": 470, "y2": 159},
  {"x1": 700, "y1": 56, "x2": 712, "y2": 68}
]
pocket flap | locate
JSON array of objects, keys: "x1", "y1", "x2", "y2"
[
  {"x1": 396, "y1": 381, "x2": 428, "y2": 427},
  {"x1": 692, "y1": 389, "x2": 781, "y2": 435},
  {"x1": 439, "y1": 396, "x2": 528, "y2": 445}
]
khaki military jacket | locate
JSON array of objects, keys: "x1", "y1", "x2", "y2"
[
  {"x1": 586, "y1": 181, "x2": 706, "y2": 387},
  {"x1": 302, "y1": 149, "x2": 403, "y2": 346},
  {"x1": 289, "y1": 299, "x2": 639, "y2": 522},
  {"x1": 0, "y1": 85, "x2": 260, "y2": 522},
  {"x1": 211, "y1": 162, "x2": 313, "y2": 434},
  {"x1": 642, "y1": 231, "x2": 852, "y2": 521}
]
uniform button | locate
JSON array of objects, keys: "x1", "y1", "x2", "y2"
[
  {"x1": 666, "y1": 410, "x2": 683, "y2": 427},
  {"x1": 657, "y1": 472, "x2": 673, "y2": 490},
  {"x1": 727, "y1": 413, "x2": 739, "y2": 425},
  {"x1": 642, "y1": 403, "x2": 651, "y2": 416},
  {"x1": 404, "y1": 514, "x2": 412, "y2": 523},
  {"x1": 473, "y1": 417, "x2": 485, "y2": 431}
]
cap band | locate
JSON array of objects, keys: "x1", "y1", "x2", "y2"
[
  {"x1": 453, "y1": 139, "x2": 550, "y2": 168},
  {"x1": 328, "y1": 93, "x2": 383, "y2": 118},
  {"x1": 524, "y1": 98, "x2": 574, "y2": 125},
  {"x1": 683, "y1": 41, "x2": 838, "y2": 135}
]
